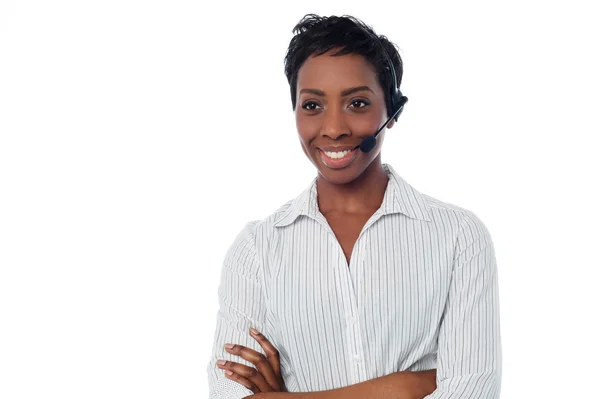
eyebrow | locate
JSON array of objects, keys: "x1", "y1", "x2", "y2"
[{"x1": 299, "y1": 86, "x2": 375, "y2": 97}]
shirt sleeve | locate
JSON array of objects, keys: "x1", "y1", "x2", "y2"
[
  {"x1": 423, "y1": 210, "x2": 502, "y2": 399},
  {"x1": 207, "y1": 221, "x2": 268, "y2": 399}
]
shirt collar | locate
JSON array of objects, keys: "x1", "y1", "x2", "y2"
[{"x1": 273, "y1": 163, "x2": 432, "y2": 227}]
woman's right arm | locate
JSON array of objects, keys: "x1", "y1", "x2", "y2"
[{"x1": 207, "y1": 221, "x2": 269, "y2": 399}]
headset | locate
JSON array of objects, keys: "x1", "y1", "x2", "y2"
[{"x1": 356, "y1": 26, "x2": 408, "y2": 153}]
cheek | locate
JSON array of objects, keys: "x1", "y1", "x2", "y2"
[
  {"x1": 297, "y1": 135, "x2": 316, "y2": 163},
  {"x1": 299, "y1": 137, "x2": 313, "y2": 160},
  {"x1": 296, "y1": 117, "x2": 318, "y2": 145},
  {"x1": 357, "y1": 113, "x2": 385, "y2": 134}
]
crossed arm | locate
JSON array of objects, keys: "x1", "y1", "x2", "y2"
[
  {"x1": 216, "y1": 328, "x2": 437, "y2": 399},
  {"x1": 208, "y1": 212, "x2": 502, "y2": 399},
  {"x1": 253, "y1": 369, "x2": 437, "y2": 399}
]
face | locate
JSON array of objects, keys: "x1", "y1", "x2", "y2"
[{"x1": 295, "y1": 49, "x2": 395, "y2": 185}]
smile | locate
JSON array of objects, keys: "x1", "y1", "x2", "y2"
[{"x1": 318, "y1": 147, "x2": 359, "y2": 169}]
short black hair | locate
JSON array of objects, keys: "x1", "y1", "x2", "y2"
[{"x1": 284, "y1": 14, "x2": 404, "y2": 120}]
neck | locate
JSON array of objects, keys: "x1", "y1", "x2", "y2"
[{"x1": 316, "y1": 156, "x2": 389, "y2": 215}]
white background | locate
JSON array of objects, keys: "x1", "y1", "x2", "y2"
[{"x1": 1, "y1": 1, "x2": 599, "y2": 398}]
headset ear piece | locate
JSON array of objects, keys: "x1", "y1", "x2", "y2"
[
  {"x1": 398, "y1": 94, "x2": 408, "y2": 107},
  {"x1": 391, "y1": 93, "x2": 407, "y2": 122}
]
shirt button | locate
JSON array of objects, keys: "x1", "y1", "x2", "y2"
[
  {"x1": 348, "y1": 316, "x2": 357, "y2": 325},
  {"x1": 353, "y1": 354, "x2": 361, "y2": 363}
]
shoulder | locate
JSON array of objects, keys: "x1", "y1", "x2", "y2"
[
  {"x1": 222, "y1": 220, "x2": 261, "y2": 276},
  {"x1": 423, "y1": 191, "x2": 489, "y2": 225},
  {"x1": 227, "y1": 197, "x2": 297, "y2": 251},
  {"x1": 221, "y1": 200, "x2": 294, "y2": 279},
  {"x1": 418, "y1": 193, "x2": 496, "y2": 273},
  {"x1": 419, "y1": 192, "x2": 494, "y2": 248}
]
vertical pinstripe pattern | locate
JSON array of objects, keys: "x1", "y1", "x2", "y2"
[{"x1": 207, "y1": 163, "x2": 502, "y2": 398}]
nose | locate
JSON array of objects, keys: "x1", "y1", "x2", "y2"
[{"x1": 320, "y1": 105, "x2": 350, "y2": 140}]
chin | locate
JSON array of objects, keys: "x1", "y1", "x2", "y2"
[
  {"x1": 319, "y1": 169, "x2": 361, "y2": 185},
  {"x1": 311, "y1": 155, "x2": 368, "y2": 185}
]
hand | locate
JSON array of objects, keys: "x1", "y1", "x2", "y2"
[{"x1": 217, "y1": 328, "x2": 287, "y2": 394}]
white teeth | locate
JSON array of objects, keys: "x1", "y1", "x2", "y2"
[{"x1": 324, "y1": 150, "x2": 352, "y2": 159}]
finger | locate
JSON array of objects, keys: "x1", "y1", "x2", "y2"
[
  {"x1": 217, "y1": 359, "x2": 271, "y2": 393},
  {"x1": 249, "y1": 328, "x2": 282, "y2": 377},
  {"x1": 222, "y1": 369, "x2": 259, "y2": 394},
  {"x1": 225, "y1": 342, "x2": 281, "y2": 390}
]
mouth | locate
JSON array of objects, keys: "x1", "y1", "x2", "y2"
[{"x1": 317, "y1": 146, "x2": 360, "y2": 169}]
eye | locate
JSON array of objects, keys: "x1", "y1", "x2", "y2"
[
  {"x1": 349, "y1": 99, "x2": 370, "y2": 109},
  {"x1": 301, "y1": 101, "x2": 322, "y2": 111}
]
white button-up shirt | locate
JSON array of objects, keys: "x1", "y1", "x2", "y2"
[{"x1": 207, "y1": 163, "x2": 502, "y2": 398}]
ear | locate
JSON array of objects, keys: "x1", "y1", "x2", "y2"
[{"x1": 386, "y1": 119, "x2": 396, "y2": 129}]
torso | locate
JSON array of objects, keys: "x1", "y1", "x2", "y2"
[{"x1": 322, "y1": 211, "x2": 374, "y2": 265}]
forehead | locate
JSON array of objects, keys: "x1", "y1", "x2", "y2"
[{"x1": 297, "y1": 50, "x2": 380, "y2": 91}]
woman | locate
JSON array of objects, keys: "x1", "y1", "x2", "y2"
[{"x1": 208, "y1": 14, "x2": 502, "y2": 399}]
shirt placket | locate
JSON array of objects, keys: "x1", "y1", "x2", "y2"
[
  {"x1": 345, "y1": 214, "x2": 385, "y2": 383},
  {"x1": 317, "y1": 211, "x2": 383, "y2": 385},
  {"x1": 332, "y1": 233, "x2": 368, "y2": 384}
]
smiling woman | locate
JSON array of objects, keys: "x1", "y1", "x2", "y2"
[
  {"x1": 207, "y1": 13, "x2": 502, "y2": 399},
  {"x1": 290, "y1": 26, "x2": 405, "y2": 185}
]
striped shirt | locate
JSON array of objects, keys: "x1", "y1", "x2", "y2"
[{"x1": 207, "y1": 163, "x2": 502, "y2": 398}]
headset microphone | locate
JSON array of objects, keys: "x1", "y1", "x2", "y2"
[
  {"x1": 359, "y1": 95, "x2": 407, "y2": 153},
  {"x1": 357, "y1": 25, "x2": 409, "y2": 153}
]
